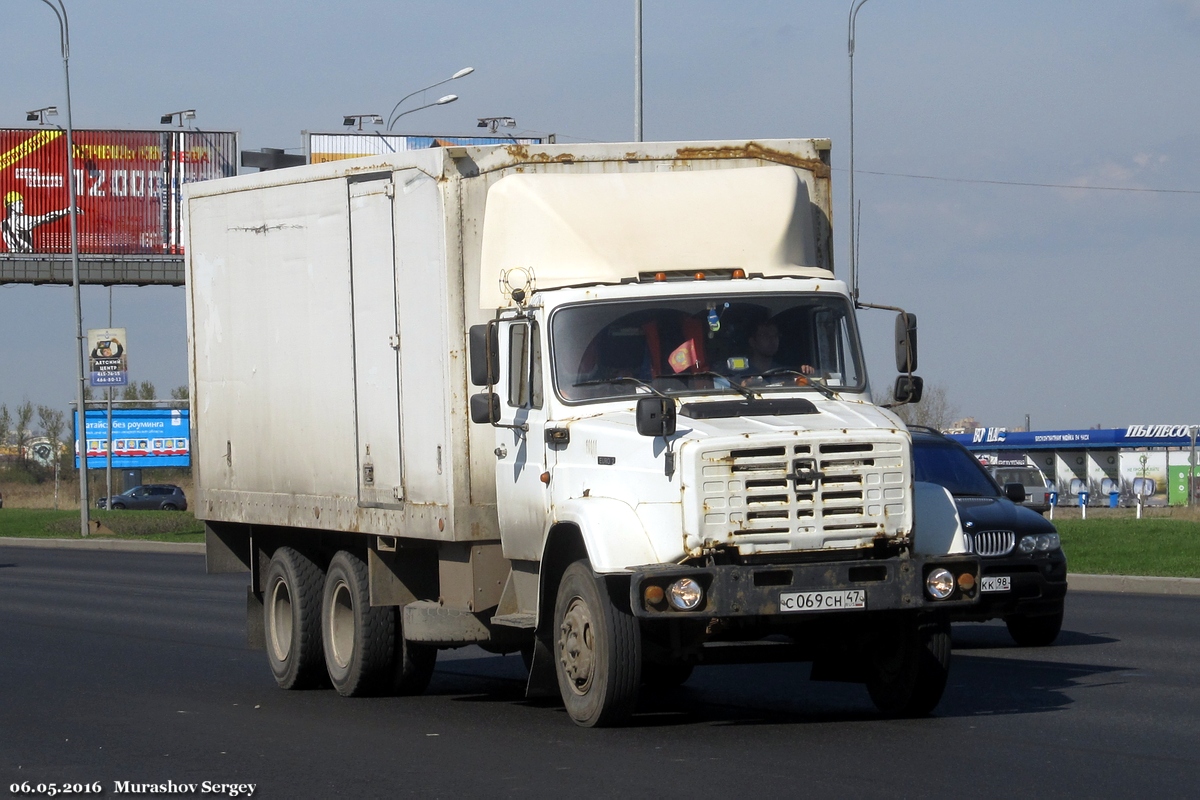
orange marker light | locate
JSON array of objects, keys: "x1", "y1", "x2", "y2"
[
  {"x1": 540, "y1": 471, "x2": 551, "y2": 485},
  {"x1": 655, "y1": 272, "x2": 667, "y2": 282},
  {"x1": 694, "y1": 272, "x2": 706, "y2": 280},
  {"x1": 957, "y1": 572, "x2": 976, "y2": 592},
  {"x1": 732, "y1": 268, "x2": 746, "y2": 279},
  {"x1": 644, "y1": 585, "x2": 665, "y2": 605}
]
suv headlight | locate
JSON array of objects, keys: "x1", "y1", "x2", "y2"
[{"x1": 1018, "y1": 533, "x2": 1060, "y2": 553}]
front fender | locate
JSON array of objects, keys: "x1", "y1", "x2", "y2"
[
  {"x1": 912, "y1": 481, "x2": 969, "y2": 556},
  {"x1": 550, "y1": 496, "x2": 660, "y2": 574}
]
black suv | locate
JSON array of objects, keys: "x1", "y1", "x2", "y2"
[
  {"x1": 911, "y1": 429, "x2": 1066, "y2": 646},
  {"x1": 97, "y1": 484, "x2": 188, "y2": 511}
]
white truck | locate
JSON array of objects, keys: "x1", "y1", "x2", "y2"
[{"x1": 185, "y1": 138, "x2": 980, "y2": 727}]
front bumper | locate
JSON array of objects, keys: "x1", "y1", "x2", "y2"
[
  {"x1": 630, "y1": 554, "x2": 980, "y2": 620},
  {"x1": 950, "y1": 550, "x2": 1067, "y2": 621}
]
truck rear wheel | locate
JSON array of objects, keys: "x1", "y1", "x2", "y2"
[
  {"x1": 1005, "y1": 606, "x2": 1064, "y2": 647},
  {"x1": 866, "y1": 616, "x2": 951, "y2": 718},
  {"x1": 554, "y1": 560, "x2": 641, "y2": 727},
  {"x1": 322, "y1": 550, "x2": 397, "y2": 697},
  {"x1": 264, "y1": 547, "x2": 326, "y2": 690}
]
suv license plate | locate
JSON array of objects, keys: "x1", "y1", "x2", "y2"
[
  {"x1": 779, "y1": 589, "x2": 866, "y2": 613},
  {"x1": 981, "y1": 576, "x2": 1011, "y2": 593}
]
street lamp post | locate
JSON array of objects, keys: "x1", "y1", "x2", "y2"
[
  {"x1": 37, "y1": 0, "x2": 88, "y2": 537},
  {"x1": 387, "y1": 95, "x2": 457, "y2": 131},
  {"x1": 847, "y1": 0, "x2": 873, "y2": 305},
  {"x1": 385, "y1": 67, "x2": 474, "y2": 131},
  {"x1": 634, "y1": 0, "x2": 643, "y2": 142}
]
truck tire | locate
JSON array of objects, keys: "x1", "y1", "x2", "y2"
[
  {"x1": 866, "y1": 615, "x2": 951, "y2": 718},
  {"x1": 553, "y1": 560, "x2": 641, "y2": 727},
  {"x1": 322, "y1": 550, "x2": 396, "y2": 697},
  {"x1": 1005, "y1": 606, "x2": 1064, "y2": 647},
  {"x1": 391, "y1": 615, "x2": 437, "y2": 696},
  {"x1": 264, "y1": 547, "x2": 327, "y2": 690}
]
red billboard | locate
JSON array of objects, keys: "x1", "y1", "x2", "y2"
[{"x1": 0, "y1": 128, "x2": 237, "y2": 256}]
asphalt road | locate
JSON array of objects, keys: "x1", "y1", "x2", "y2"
[{"x1": 1, "y1": 545, "x2": 1197, "y2": 798}]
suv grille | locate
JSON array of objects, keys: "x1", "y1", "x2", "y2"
[
  {"x1": 695, "y1": 437, "x2": 907, "y2": 553},
  {"x1": 969, "y1": 530, "x2": 1015, "y2": 557}
]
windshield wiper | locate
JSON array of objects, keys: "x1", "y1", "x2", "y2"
[
  {"x1": 743, "y1": 368, "x2": 839, "y2": 400},
  {"x1": 573, "y1": 376, "x2": 669, "y2": 398},
  {"x1": 683, "y1": 371, "x2": 758, "y2": 401}
]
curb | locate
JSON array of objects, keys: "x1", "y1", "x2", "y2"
[
  {"x1": 1068, "y1": 573, "x2": 1200, "y2": 596},
  {"x1": 0, "y1": 537, "x2": 205, "y2": 555}
]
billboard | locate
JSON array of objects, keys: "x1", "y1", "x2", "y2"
[
  {"x1": 306, "y1": 132, "x2": 544, "y2": 164},
  {"x1": 74, "y1": 408, "x2": 190, "y2": 469},
  {"x1": 87, "y1": 327, "x2": 128, "y2": 387},
  {"x1": 1, "y1": 128, "x2": 237, "y2": 256}
]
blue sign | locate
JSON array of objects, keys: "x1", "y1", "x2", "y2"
[
  {"x1": 951, "y1": 425, "x2": 1196, "y2": 451},
  {"x1": 1048, "y1": 491, "x2": 1058, "y2": 507},
  {"x1": 74, "y1": 408, "x2": 190, "y2": 469},
  {"x1": 1078, "y1": 491, "x2": 1090, "y2": 507}
]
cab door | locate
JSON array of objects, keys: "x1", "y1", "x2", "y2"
[{"x1": 492, "y1": 316, "x2": 551, "y2": 561}]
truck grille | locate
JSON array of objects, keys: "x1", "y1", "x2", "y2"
[
  {"x1": 968, "y1": 530, "x2": 1015, "y2": 557},
  {"x1": 694, "y1": 437, "x2": 907, "y2": 554}
]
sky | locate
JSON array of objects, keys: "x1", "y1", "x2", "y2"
[{"x1": 1, "y1": 0, "x2": 1198, "y2": 432}]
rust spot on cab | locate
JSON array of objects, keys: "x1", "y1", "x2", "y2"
[
  {"x1": 505, "y1": 144, "x2": 577, "y2": 164},
  {"x1": 673, "y1": 142, "x2": 831, "y2": 178}
]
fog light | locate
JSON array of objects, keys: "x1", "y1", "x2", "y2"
[
  {"x1": 644, "y1": 584, "x2": 665, "y2": 606},
  {"x1": 926, "y1": 568, "x2": 955, "y2": 600},
  {"x1": 957, "y1": 572, "x2": 976, "y2": 592},
  {"x1": 667, "y1": 578, "x2": 704, "y2": 611}
]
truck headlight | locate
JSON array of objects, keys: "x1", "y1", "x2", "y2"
[
  {"x1": 925, "y1": 568, "x2": 955, "y2": 600},
  {"x1": 667, "y1": 578, "x2": 704, "y2": 611}
]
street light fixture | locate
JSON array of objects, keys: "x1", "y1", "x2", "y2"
[
  {"x1": 385, "y1": 67, "x2": 474, "y2": 130},
  {"x1": 35, "y1": 0, "x2": 88, "y2": 537},
  {"x1": 26, "y1": 105, "x2": 58, "y2": 125},
  {"x1": 160, "y1": 109, "x2": 196, "y2": 127},
  {"x1": 387, "y1": 95, "x2": 457, "y2": 131},
  {"x1": 477, "y1": 116, "x2": 516, "y2": 133},
  {"x1": 342, "y1": 114, "x2": 383, "y2": 131}
]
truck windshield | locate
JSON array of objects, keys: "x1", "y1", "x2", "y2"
[{"x1": 550, "y1": 293, "x2": 865, "y2": 402}]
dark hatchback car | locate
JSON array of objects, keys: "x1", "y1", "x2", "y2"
[
  {"x1": 97, "y1": 484, "x2": 188, "y2": 511},
  {"x1": 911, "y1": 429, "x2": 1066, "y2": 646}
]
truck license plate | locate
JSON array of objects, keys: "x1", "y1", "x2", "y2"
[
  {"x1": 779, "y1": 589, "x2": 866, "y2": 613},
  {"x1": 981, "y1": 576, "x2": 1011, "y2": 593}
]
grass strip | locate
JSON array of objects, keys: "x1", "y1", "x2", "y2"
[
  {"x1": 0, "y1": 508, "x2": 205, "y2": 544},
  {"x1": 1056, "y1": 518, "x2": 1200, "y2": 578}
]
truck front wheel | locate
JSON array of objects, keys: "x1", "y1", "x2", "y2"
[
  {"x1": 322, "y1": 550, "x2": 397, "y2": 697},
  {"x1": 264, "y1": 547, "x2": 326, "y2": 690},
  {"x1": 553, "y1": 560, "x2": 641, "y2": 727},
  {"x1": 865, "y1": 615, "x2": 951, "y2": 718}
]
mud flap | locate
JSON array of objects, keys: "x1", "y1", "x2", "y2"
[{"x1": 525, "y1": 631, "x2": 559, "y2": 699}]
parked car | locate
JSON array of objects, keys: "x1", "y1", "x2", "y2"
[
  {"x1": 989, "y1": 463, "x2": 1053, "y2": 513},
  {"x1": 912, "y1": 428, "x2": 1066, "y2": 646},
  {"x1": 97, "y1": 484, "x2": 188, "y2": 511}
]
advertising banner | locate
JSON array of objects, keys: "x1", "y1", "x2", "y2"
[
  {"x1": 74, "y1": 408, "x2": 190, "y2": 469},
  {"x1": 307, "y1": 132, "x2": 543, "y2": 164},
  {"x1": 1, "y1": 128, "x2": 237, "y2": 256},
  {"x1": 87, "y1": 327, "x2": 128, "y2": 386},
  {"x1": 1118, "y1": 451, "x2": 1168, "y2": 506}
]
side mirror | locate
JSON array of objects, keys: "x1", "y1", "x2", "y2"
[
  {"x1": 1004, "y1": 482, "x2": 1027, "y2": 503},
  {"x1": 635, "y1": 396, "x2": 676, "y2": 438},
  {"x1": 895, "y1": 312, "x2": 918, "y2": 373},
  {"x1": 892, "y1": 374, "x2": 924, "y2": 405},
  {"x1": 469, "y1": 324, "x2": 499, "y2": 387},
  {"x1": 469, "y1": 392, "x2": 500, "y2": 424}
]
